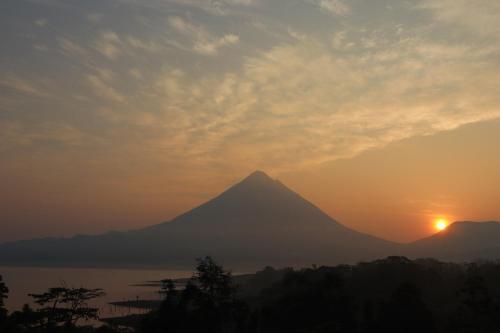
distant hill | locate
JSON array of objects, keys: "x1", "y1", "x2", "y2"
[
  {"x1": 406, "y1": 221, "x2": 500, "y2": 261},
  {"x1": 0, "y1": 171, "x2": 397, "y2": 269}
]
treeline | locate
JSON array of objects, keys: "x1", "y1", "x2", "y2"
[{"x1": 2, "y1": 256, "x2": 500, "y2": 332}]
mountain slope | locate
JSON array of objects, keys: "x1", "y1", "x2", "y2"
[
  {"x1": 407, "y1": 221, "x2": 500, "y2": 261},
  {"x1": 0, "y1": 171, "x2": 397, "y2": 269}
]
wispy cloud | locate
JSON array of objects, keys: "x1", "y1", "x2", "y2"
[
  {"x1": 58, "y1": 37, "x2": 90, "y2": 59},
  {"x1": 418, "y1": 0, "x2": 500, "y2": 38},
  {"x1": 0, "y1": 121, "x2": 104, "y2": 152},
  {"x1": 86, "y1": 73, "x2": 125, "y2": 102},
  {"x1": 0, "y1": 76, "x2": 51, "y2": 98},
  {"x1": 34, "y1": 18, "x2": 47, "y2": 27},
  {"x1": 310, "y1": 0, "x2": 350, "y2": 16},
  {"x1": 165, "y1": 0, "x2": 257, "y2": 15},
  {"x1": 86, "y1": 13, "x2": 103, "y2": 23},
  {"x1": 168, "y1": 16, "x2": 239, "y2": 55},
  {"x1": 111, "y1": 29, "x2": 500, "y2": 173},
  {"x1": 94, "y1": 31, "x2": 122, "y2": 59}
]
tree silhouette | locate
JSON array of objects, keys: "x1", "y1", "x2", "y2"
[
  {"x1": 376, "y1": 282, "x2": 434, "y2": 333},
  {"x1": 194, "y1": 256, "x2": 236, "y2": 304},
  {"x1": 9, "y1": 304, "x2": 41, "y2": 330},
  {"x1": 141, "y1": 257, "x2": 247, "y2": 333},
  {"x1": 28, "y1": 286, "x2": 105, "y2": 329},
  {"x1": 0, "y1": 275, "x2": 8, "y2": 323},
  {"x1": 159, "y1": 279, "x2": 176, "y2": 299},
  {"x1": 0, "y1": 276, "x2": 7, "y2": 304},
  {"x1": 449, "y1": 264, "x2": 500, "y2": 333},
  {"x1": 257, "y1": 267, "x2": 356, "y2": 333}
]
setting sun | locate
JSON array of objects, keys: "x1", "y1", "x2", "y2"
[{"x1": 435, "y1": 219, "x2": 448, "y2": 231}]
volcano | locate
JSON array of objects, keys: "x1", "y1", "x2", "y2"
[{"x1": 0, "y1": 171, "x2": 398, "y2": 269}]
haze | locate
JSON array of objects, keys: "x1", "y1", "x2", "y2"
[{"x1": 1, "y1": 0, "x2": 500, "y2": 243}]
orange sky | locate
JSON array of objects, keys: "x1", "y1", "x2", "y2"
[
  {"x1": 282, "y1": 119, "x2": 500, "y2": 242},
  {"x1": 1, "y1": 119, "x2": 500, "y2": 243}
]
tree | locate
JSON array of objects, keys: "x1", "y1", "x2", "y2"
[
  {"x1": 0, "y1": 275, "x2": 8, "y2": 322},
  {"x1": 140, "y1": 257, "x2": 247, "y2": 333},
  {"x1": 461, "y1": 265, "x2": 493, "y2": 315},
  {"x1": 28, "y1": 286, "x2": 105, "y2": 329},
  {"x1": 9, "y1": 304, "x2": 42, "y2": 330},
  {"x1": 376, "y1": 283, "x2": 434, "y2": 333},
  {"x1": 160, "y1": 279, "x2": 177, "y2": 299},
  {"x1": 449, "y1": 264, "x2": 499, "y2": 333},
  {"x1": 257, "y1": 267, "x2": 356, "y2": 333},
  {"x1": 193, "y1": 257, "x2": 236, "y2": 303}
]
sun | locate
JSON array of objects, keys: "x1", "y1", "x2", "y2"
[{"x1": 435, "y1": 219, "x2": 448, "y2": 231}]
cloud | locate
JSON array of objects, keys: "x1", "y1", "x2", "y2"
[
  {"x1": 0, "y1": 77, "x2": 51, "y2": 98},
  {"x1": 3, "y1": 0, "x2": 500, "y2": 177},
  {"x1": 58, "y1": 38, "x2": 90, "y2": 59},
  {"x1": 311, "y1": 0, "x2": 350, "y2": 16},
  {"x1": 33, "y1": 44, "x2": 49, "y2": 51},
  {"x1": 34, "y1": 18, "x2": 47, "y2": 27},
  {"x1": 94, "y1": 31, "x2": 122, "y2": 59},
  {"x1": 114, "y1": 0, "x2": 257, "y2": 17},
  {"x1": 164, "y1": 0, "x2": 256, "y2": 15},
  {"x1": 418, "y1": 0, "x2": 500, "y2": 38},
  {"x1": 168, "y1": 16, "x2": 239, "y2": 55},
  {"x1": 86, "y1": 74, "x2": 125, "y2": 102},
  {"x1": 86, "y1": 13, "x2": 103, "y2": 23},
  {"x1": 193, "y1": 34, "x2": 239, "y2": 55},
  {"x1": 0, "y1": 122, "x2": 33, "y2": 151},
  {"x1": 125, "y1": 36, "x2": 160, "y2": 53},
  {"x1": 129, "y1": 68, "x2": 143, "y2": 80},
  {"x1": 112, "y1": 29, "x2": 500, "y2": 173},
  {"x1": 0, "y1": 121, "x2": 104, "y2": 152}
]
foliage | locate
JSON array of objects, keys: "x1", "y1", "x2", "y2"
[
  {"x1": 448, "y1": 264, "x2": 500, "y2": 333},
  {"x1": 159, "y1": 279, "x2": 176, "y2": 299},
  {"x1": 0, "y1": 278, "x2": 124, "y2": 333},
  {"x1": 0, "y1": 275, "x2": 9, "y2": 323},
  {"x1": 194, "y1": 256, "x2": 236, "y2": 303},
  {"x1": 20, "y1": 286, "x2": 106, "y2": 329},
  {"x1": 256, "y1": 267, "x2": 356, "y2": 333},
  {"x1": 0, "y1": 275, "x2": 8, "y2": 307},
  {"x1": 140, "y1": 256, "x2": 247, "y2": 333},
  {"x1": 375, "y1": 283, "x2": 434, "y2": 333}
]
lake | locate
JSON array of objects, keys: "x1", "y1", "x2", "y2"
[{"x1": 0, "y1": 266, "x2": 192, "y2": 320}]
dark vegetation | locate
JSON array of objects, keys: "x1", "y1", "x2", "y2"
[
  {"x1": 3, "y1": 256, "x2": 500, "y2": 332},
  {"x1": 0, "y1": 279, "x2": 112, "y2": 333}
]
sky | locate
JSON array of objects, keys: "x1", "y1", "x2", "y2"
[{"x1": 1, "y1": 0, "x2": 500, "y2": 243}]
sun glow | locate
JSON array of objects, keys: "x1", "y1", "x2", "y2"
[{"x1": 435, "y1": 219, "x2": 448, "y2": 231}]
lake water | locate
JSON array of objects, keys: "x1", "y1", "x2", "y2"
[{"x1": 0, "y1": 266, "x2": 192, "y2": 320}]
